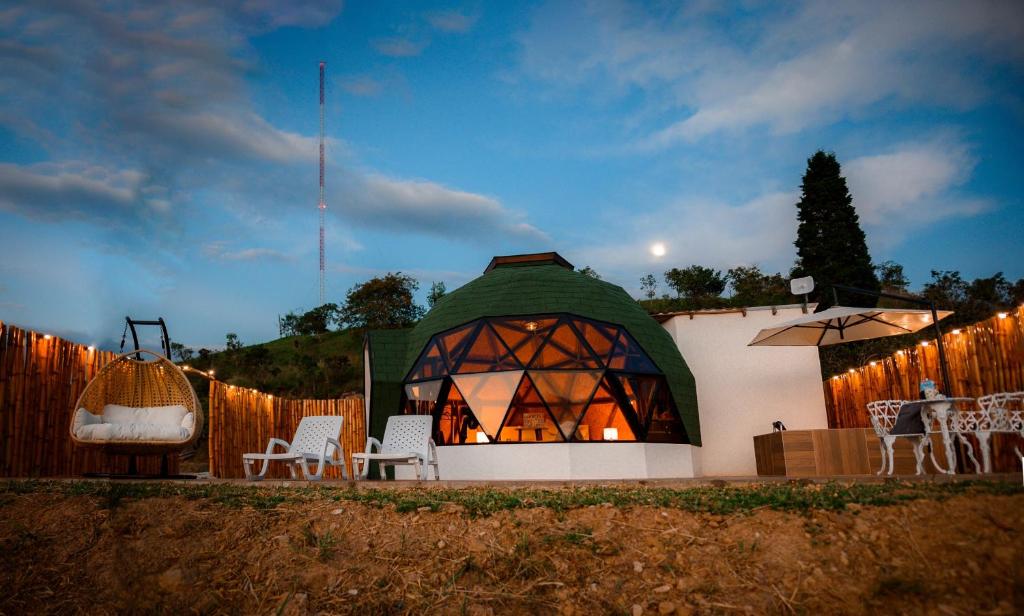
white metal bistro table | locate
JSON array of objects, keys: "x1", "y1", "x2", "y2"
[{"x1": 908, "y1": 397, "x2": 981, "y2": 474}]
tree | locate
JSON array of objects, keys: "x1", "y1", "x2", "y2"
[
  {"x1": 726, "y1": 265, "x2": 790, "y2": 306},
  {"x1": 792, "y1": 151, "x2": 878, "y2": 306},
  {"x1": 874, "y1": 261, "x2": 910, "y2": 294},
  {"x1": 427, "y1": 281, "x2": 447, "y2": 308},
  {"x1": 578, "y1": 266, "x2": 601, "y2": 280},
  {"x1": 338, "y1": 272, "x2": 425, "y2": 330},
  {"x1": 169, "y1": 342, "x2": 194, "y2": 362},
  {"x1": 225, "y1": 333, "x2": 242, "y2": 351},
  {"x1": 664, "y1": 265, "x2": 726, "y2": 300},
  {"x1": 640, "y1": 274, "x2": 658, "y2": 300},
  {"x1": 296, "y1": 303, "x2": 338, "y2": 335},
  {"x1": 279, "y1": 312, "x2": 300, "y2": 337}
]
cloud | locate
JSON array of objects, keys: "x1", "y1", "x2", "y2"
[
  {"x1": 426, "y1": 10, "x2": 478, "y2": 33},
  {"x1": 343, "y1": 173, "x2": 549, "y2": 243},
  {"x1": 340, "y1": 75, "x2": 383, "y2": 97},
  {"x1": 517, "y1": 1, "x2": 1024, "y2": 148},
  {"x1": 574, "y1": 191, "x2": 800, "y2": 280},
  {"x1": 0, "y1": 161, "x2": 169, "y2": 224},
  {"x1": 373, "y1": 37, "x2": 428, "y2": 57},
  {"x1": 845, "y1": 138, "x2": 992, "y2": 228},
  {"x1": 124, "y1": 110, "x2": 322, "y2": 164},
  {"x1": 202, "y1": 241, "x2": 293, "y2": 262}
]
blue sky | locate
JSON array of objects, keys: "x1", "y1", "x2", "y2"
[{"x1": 1, "y1": 1, "x2": 1022, "y2": 350}]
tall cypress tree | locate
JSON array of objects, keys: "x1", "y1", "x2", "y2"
[{"x1": 793, "y1": 151, "x2": 879, "y2": 307}]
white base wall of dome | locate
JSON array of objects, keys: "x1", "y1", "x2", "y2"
[{"x1": 397, "y1": 443, "x2": 700, "y2": 480}]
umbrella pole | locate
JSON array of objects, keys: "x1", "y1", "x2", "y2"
[{"x1": 930, "y1": 302, "x2": 953, "y2": 394}]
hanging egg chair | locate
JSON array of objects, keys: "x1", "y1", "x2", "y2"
[{"x1": 70, "y1": 348, "x2": 203, "y2": 475}]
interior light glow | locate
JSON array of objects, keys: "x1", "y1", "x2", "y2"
[
  {"x1": 43, "y1": 334, "x2": 52, "y2": 340},
  {"x1": 920, "y1": 341, "x2": 929, "y2": 347},
  {"x1": 603, "y1": 428, "x2": 619, "y2": 441},
  {"x1": 997, "y1": 312, "x2": 1008, "y2": 319},
  {"x1": 869, "y1": 361, "x2": 877, "y2": 367},
  {"x1": 524, "y1": 321, "x2": 538, "y2": 332},
  {"x1": 951, "y1": 329, "x2": 961, "y2": 335},
  {"x1": 475, "y1": 431, "x2": 489, "y2": 443}
]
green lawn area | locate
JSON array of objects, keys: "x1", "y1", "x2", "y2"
[{"x1": 4, "y1": 479, "x2": 1020, "y2": 516}]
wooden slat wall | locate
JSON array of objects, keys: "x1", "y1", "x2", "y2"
[
  {"x1": 207, "y1": 380, "x2": 365, "y2": 479},
  {"x1": 0, "y1": 320, "x2": 176, "y2": 476},
  {"x1": 823, "y1": 307, "x2": 1024, "y2": 471}
]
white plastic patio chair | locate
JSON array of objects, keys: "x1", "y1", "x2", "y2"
[
  {"x1": 242, "y1": 415, "x2": 347, "y2": 481},
  {"x1": 352, "y1": 415, "x2": 439, "y2": 480},
  {"x1": 867, "y1": 400, "x2": 928, "y2": 475}
]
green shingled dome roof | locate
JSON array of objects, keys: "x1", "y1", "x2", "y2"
[{"x1": 403, "y1": 259, "x2": 701, "y2": 445}]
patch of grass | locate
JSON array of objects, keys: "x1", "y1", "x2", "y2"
[
  {"x1": 302, "y1": 523, "x2": 338, "y2": 561},
  {"x1": 2, "y1": 479, "x2": 1021, "y2": 518}
]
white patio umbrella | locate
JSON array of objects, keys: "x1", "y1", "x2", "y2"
[{"x1": 748, "y1": 306, "x2": 954, "y2": 347}]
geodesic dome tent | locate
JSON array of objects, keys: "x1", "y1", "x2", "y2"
[{"x1": 364, "y1": 253, "x2": 700, "y2": 448}]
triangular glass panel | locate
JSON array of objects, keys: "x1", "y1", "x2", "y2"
[
  {"x1": 529, "y1": 370, "x2": 602, "y2": 440},
  {"x1": 436, "y1": 322, "x2": 479, "y2": 370},
  {"x1": 407, "y1": 339, "x2": 448, "y2": 381},
  {"x1": 434, "y1": 380, "x2": 486, "y2": 445},
  {"x1": 497, "y1": 374, "x2": 564, "y2": 442},
  {"x1": 644, "y1": 380, "x2": 687, "y2": 443},
  {"x1": 455, "y1": 323, "x2": 522, "y2": 373},
  {"x1": 491, "y1": 317, "x2": 558, "y2": 366},
  {"x1": 607, "y1": 331, "x2": 658, "y2": 373},
  {"x1": 615, "y1": 374, "x2": 661, "y2": 431},
  {"x1": 572, "y1": 319, "x2": 620, "y2": 365},
  {"x1": 528, "y1": 321, "x2": 601, "y2": 370},
  {"x1": 452, "y1": 370, "x2": 524, "y2": 438},
  {"x1": 405, "y1": 379, "x2": 443, "y2": 402},
  {"x1": 575, "y1": 377, "x2": 637, "y2": 441}
]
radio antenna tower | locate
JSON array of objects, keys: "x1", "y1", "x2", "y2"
[{"x1": 318, "y1": 60, "x2": 326, "y2": 306}]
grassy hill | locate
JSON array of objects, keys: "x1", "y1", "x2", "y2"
[{"x1": 183, "y1": 329, "x2": 366, "y2": 401}]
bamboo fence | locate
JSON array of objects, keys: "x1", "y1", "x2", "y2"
[
  {"x1": 207, "y1": 380, "x2": 365, "y2": 479},
  {"x1": 0, "y1": 320, "x2": 176, "y2": 476},
  {"x1": 824, "y1": 307, "x2": 1024, "y2": 470}
]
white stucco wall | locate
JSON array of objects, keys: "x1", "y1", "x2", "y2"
[
  {"x1": 422, "y1": 443, "x2": 699, "y2": 480},
  {"x1": 663, "y1": 305, "x2": 828, "y2": 477}
]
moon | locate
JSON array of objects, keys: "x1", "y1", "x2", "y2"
[{"x1": 650, "y1": 242, "x2": 666, "y2": 257}]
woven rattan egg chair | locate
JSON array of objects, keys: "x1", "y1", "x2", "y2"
[{"x1": 71, "y1": 348, "x2": 203, "y2": 478}]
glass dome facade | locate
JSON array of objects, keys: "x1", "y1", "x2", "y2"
[{"x1": 401, "y1": 314, "x2": 687, "y2": 444}]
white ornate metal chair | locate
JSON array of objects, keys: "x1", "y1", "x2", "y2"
[
  {"x1": 242, "y1": 415, "x2": 347, "y2": 481},
  {"x1": 352, "y1": 415, "x2": 439, "y2": 480},
  {"x1": 977, "y1": 392, "x2": 1024, "y2": 471},
  {"x1": 867, "y1": 400, "x2": 928, "y2": 475}
]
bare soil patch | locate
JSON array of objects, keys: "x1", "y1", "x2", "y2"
[{"x1": 1, "y1": 481, "x2": 1021, "y2": 615}]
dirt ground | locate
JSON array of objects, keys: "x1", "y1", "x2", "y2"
[{"x1": 1, "y1": 482, "x2": 1022, "y2": 615}]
